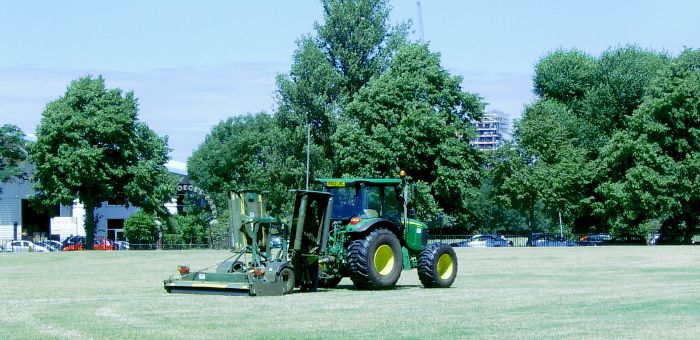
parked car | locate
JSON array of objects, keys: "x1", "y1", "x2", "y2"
[
  {"x1": 3, "y1": 240, "x2": 49, "y2": 252},
  {"x1": 450, "y1": 234, "x2": 512, "y2": 247},
  {"x1": 93, "y1": 238, "x2": 114, "y2": 250},
  {"x1": 62, "y1": 236, "x2": 86, "y2": 251},
  {"x1": 269, "y1": 236, "x2": 283, "y2": 248},
  {"x1": 602, "y1": 234, "x2": 647, "y2": 246},
  {"x1": 449, "y1": 235, "x2": 475, "y2": 247},
  {"x1": 113, "y1": 240, "x2": 130, "y2": 250},
  {"x1": 578, "y1": 233, "x2": 612, "y2": 246},
  {"x1": 649, "y1": 234, "x2": 687, "y2": 245},
  {"x1": 527, "y1": 234, "x2": 577, "y2": 247},
  {"x1": 37, "y1": 240, "x2": 63, "y2": 251}
]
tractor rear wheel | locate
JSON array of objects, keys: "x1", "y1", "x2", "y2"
[
  {"x1": 279, "y1": 267, "x2": 295, "y2": 295},
  {"x1": 417, "y1": 243, "x2": 457, "y2": 288},
  {"x1": 347, "y1": 228, "x2": 402, "y2": 289}
]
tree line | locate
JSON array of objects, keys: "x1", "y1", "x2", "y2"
[{"x1": 4, "y1": 0, "x2": 698, "y2": 245}]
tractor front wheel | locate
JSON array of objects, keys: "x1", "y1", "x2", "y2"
[
  {"x1": 347, "y1": 228, "x2": 402, "y2": 290},
  {"x1": 417, "y1": 243, "x2": 458, "y2": 288}
]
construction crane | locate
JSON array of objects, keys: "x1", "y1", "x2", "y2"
[{"x1": 416, "y1": 1, "x2": 425, "y2": 42}]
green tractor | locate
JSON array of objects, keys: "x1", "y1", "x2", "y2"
[
  {"x1": 312, "y1": 177, "x2": 458, "y2": 290},
  {"x1": 163, "y1": 177, "x2": 457, "y2": 295}
]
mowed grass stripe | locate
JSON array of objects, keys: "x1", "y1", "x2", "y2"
[{"x1": 0, "y1": 247, "x2": 698, "y2": 339}]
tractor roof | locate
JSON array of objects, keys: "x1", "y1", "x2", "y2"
[{"x1": 316, "y1": 178, "x2": 402, "y2": 187}]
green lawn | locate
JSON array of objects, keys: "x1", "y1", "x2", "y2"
[{"x1": 1, "y1": 247, "x2": 698, "y2": 339}]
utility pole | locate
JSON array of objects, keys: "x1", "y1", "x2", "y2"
[
  {"x1": 305, "y1": 123, "x2": 310, "y2": 190},
  {"x1": 416, "y1": 1, "x2": 425, "y2": 42},
  {"x1": 559, "y1": 211, "x2": 563, "y2": 238}
]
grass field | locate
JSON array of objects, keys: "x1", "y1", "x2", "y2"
[{"x1": 1, "y1": 247, "x2": 698, "y2": 339}]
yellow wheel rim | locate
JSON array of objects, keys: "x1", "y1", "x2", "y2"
[
  {"x1": 374, "y1": 244, "x2": 395, "y2": 276},
  {"x1": 437, "y1": 253, "x2": 454, "y2": 280}
]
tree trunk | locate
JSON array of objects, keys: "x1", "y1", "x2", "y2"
[
  {"x1": 529, "y1": 198, "x2": 536, "y2": 230},
  {"x1": 85, "y1": 204, "x2": 96, "y2": 250}
]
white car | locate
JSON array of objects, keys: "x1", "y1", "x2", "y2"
[{"x1": 3, "y1": 240, "x2": 49, "y2": 253}]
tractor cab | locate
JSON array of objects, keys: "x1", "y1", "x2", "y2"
[{"x1": 317, "y1": 178, "x2": 404, "y2": 226}]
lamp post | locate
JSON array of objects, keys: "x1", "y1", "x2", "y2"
[{"x1": 305, "y1": 123, "x2": 310, "y2": 190}]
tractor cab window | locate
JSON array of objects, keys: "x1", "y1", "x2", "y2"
[
  {"x1": 360, "y1": 185, "x2": 401, "y2": 222},
  {"x1": 329, "y1": 187, "x2": 357, "y2": 220},
  {"x1": 329, "y1": 183, "x2": 402, "y2": 222}
]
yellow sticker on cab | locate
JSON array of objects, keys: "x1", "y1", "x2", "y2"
[{"x1": 326, "y1": 181, "x2": 345, "y2": 187}]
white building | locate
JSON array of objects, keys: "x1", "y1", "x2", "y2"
[{"x1": 470, "y1": 110, "x2": 510, "y2": 150}]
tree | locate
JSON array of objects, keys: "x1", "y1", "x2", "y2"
[
  {"x1": 497, "y1": 46, "x2": 670, "y2": 235},
  {"x1": 0, "y1": 124, "x2": 27, "y2": 185},
  {"x1": 533, "y1": 48, "x2": 597, "y2": 104},
  {"x1": 187, "y1": 112, "x2": 309, "y2": 217},
  {"x1": 491, "y1": 143, "x2": 538, "y2": 230},
  {"x1": 316, "y1": 0, "x2": 408, "y2": 97},
  {"x1": 333, "y1": 43, "x2": 485, "y2": 229},
  {"x1": 124, "y1": 210, "x2": 159, "y2": 245},
  {"x1": 30, "y1": 75, "x2": 174, "y2": 248},
  {"x1": 577, "y1": 46, "x2": 669, "y2": 150},
  {"x1": 596, "y1": 49, "x2": 700, "y2": 238},
  {"x1": 275, "y1": 0, "x2": 408, "y2": 179}
]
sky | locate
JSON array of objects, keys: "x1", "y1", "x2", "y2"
[{"x1": 1, "y1": 0, "x2": 699, "y2": 163}]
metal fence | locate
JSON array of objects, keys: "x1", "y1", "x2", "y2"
[
  {"x1": 429, "y1": 233, "x2": 699, "y2": 247},
  {"x1": 3, "y1": 233, "x2": 698, "y2": 253},
  {"x1": 429, "y1": 234, "x2": 564, "y2": 247}
]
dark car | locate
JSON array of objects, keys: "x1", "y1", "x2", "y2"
[
  {"x1": 649, "y1": 234, "x2": 687, "y2": 245},
  {"x1": 527, "y1": 234, "x2": 577, "y2": 247},
  {"x1": 602, "y1": 234, "x2": 647, "y2": 246},
  {"x1": 450, "y1": 234, "x2": 512, "y2": 247},
  {"x1": 449, "y1": 237, "x2": 470, "y2": 247},
  {"x1": 62, "y1": 236, "x2": 86, "y2": 251},
  {"x1": 578, "y1": 233, "x2": 612, "y2": 246}
]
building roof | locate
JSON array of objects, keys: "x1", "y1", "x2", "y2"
[{"x1": 166, "y1": 160, "x2": 187, "y2": 176}]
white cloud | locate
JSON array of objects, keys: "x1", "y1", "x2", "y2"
[{"x1": 0, "y1": 63, "x2": 285, "y2": 162}]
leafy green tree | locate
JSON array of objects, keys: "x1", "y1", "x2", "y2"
[
  {"x1": 596, "y1": 49, "x2": 700, "y2": 238},
  {"x1": 533, "y1": 48, "x2": 597, "y2": 104},
  {"x1": 490, "y1": 143, "x2": 544, "y2": 231},
  {"x1": 316, "y1": 0, "x2": 408, "y2": 97},
  {"x1": 187, "y1": 112, "x2": 312, "y2": 217},
  {"x1": 124, "y1": 210, "x2": 159, "y2": 245},
  {"x1": 496, "y1": 45, "x2": 670, "y2": 234},
  {"x1": 275, "y1": 0, "x2": 408, "y2": 179},
  {"x1": 30, "y1": 76, "x2": 174, "y2": 248},
  {"x1": 334, "y1": 43, "x2": 485, "y2": 229},
  {"x1": 0, "y1": 124, "x2": 27, "y2": 185},
  {"x1": 577, "y1": 47, "x2": 669, "y2": 150}
]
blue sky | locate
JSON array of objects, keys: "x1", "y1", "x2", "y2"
[{"x1": 2, "y1": 0, "x2": 699, "y2": 162}]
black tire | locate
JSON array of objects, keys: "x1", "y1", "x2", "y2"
[
  {"x1": 319, "y1": 276, "x2": 342, "y2": 288},
  {"x1": 347, "y1": 228, "x2": 402, "y2": 289},
  {"x1": 418, "y1": 243, "x2": 458, "y2": 288},
  {"x1": 279, "y1": 267, "x2": 295, "y2": 295}
]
